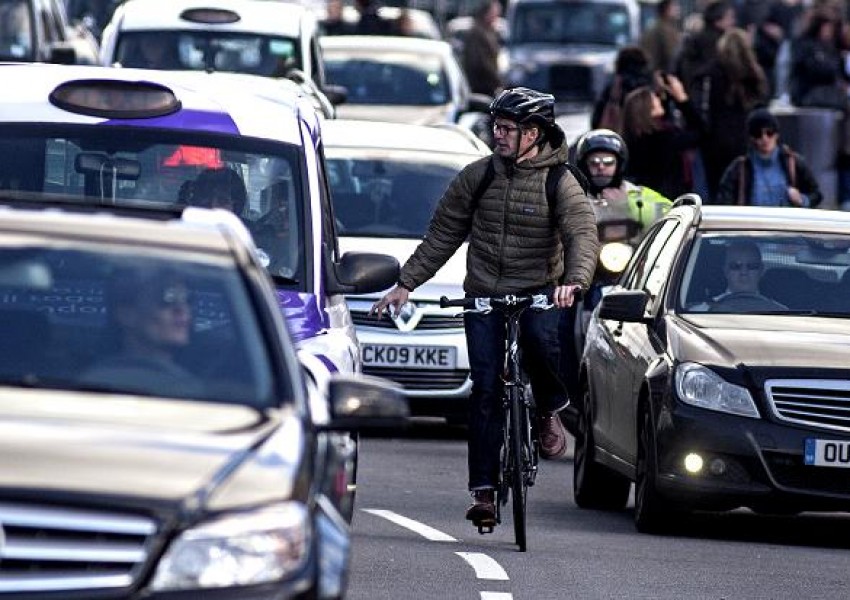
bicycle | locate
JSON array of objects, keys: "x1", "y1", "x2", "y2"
[{"x1": 440, "y1": 293, "x2": 553, "y2": 552}]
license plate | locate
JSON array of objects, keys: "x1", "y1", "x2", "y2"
[
  {"x1": 362, "y1": 344, "x2": 457, "y2": 369},
  {"x1": 804, "y1": 439, "x2": 850, "y2": 468}
]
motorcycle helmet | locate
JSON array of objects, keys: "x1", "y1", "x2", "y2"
[{"x1": 574, "y1": 128, "x2": 629, "y2": 193}]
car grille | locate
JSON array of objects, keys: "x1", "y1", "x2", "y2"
[
  {"x1": 548, "y1": 64, "x2": 594, "y2": 103},
  {"x1": 763, "y1": 450, "x2": 850, "y2": 496},
  {"x1": 363, "y1": 366, "x2": 469, "y2": 391},
  {"x1": 350, "y1": 310, "x2": 463, "y2": 331},
  {"x1": 765, "y1": 379, "x2": 850, "y2": 433},
  {"x1": 0, "y1": 502, "x2": 157, "y2": 594}
]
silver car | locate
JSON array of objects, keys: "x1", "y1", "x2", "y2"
[{"x1": 324, "y1": 119, "x2": 490, "y2": 423}]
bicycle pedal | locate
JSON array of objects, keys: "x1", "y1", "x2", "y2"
[{"x1": 476, "y1": 522, "x2": 496, "y2": 535}]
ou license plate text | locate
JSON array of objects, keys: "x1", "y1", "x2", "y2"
[
  {"x1": 362, "y1": 344, "x2": 457, "y2": 369},
  {"x1": 804, "y1": 439, "x2": 850, "y2": 468}
]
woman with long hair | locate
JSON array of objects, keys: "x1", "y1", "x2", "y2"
[
  {"x1": 693, "y1": 27, "x2": 770, "y2": 201},
  {"x1": 621, "y1": 74, "x2": 706, "y2": 200}
]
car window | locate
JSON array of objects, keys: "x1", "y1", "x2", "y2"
[
  {"x1": 622, "y1": 219, "x2": 676, "y2": 291},
  {"x1": 512, "y1": 1, "x2": 633, "y2": 46},
  {"x1": 0, "y1": 0, "x2": 33, "y2": 60},
  {"x1": 324, "y1": 52, "x2": 449, "y2": 105},
  {"x1": 114, "y1": 31, "x2": 302, "y2": 75},
  {"x1": 679, "y1": 233, "x2": 850, "y2": 315},
  {"x1": 0, "y1": 245, "x2": 277, "y2": 406},
  {"x1": 0, "y1": 125, "x2": 306, "y2": 286},
  {"x1": 325, "y1": 151, "x2": 468, "y2": 238}
]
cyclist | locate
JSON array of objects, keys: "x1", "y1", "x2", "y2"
[{"x1": 371, "y1": 87, "x2": 599, "y2": 527}]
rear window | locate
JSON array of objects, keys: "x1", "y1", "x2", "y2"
[{"x1": 324, "y1": 52, "x2": 449, "y2": 105}]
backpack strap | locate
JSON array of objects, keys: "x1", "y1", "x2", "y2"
[{"x1": 471, "y1": 157, "x2": 588, "y2": 224}]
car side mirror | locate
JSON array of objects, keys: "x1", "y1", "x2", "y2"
[
  {"x1": 598, "y1": 289, "x2": 650, "y2": 322},
  {"x1": 320, "y1": 373, "x2": 409, "y2": 431},
  {"x1": 325, "y1": 249, "x2": 399, "y2": 295},
  {"x1": 323, "y1": 84, "x2": 348, "y2": 106}
]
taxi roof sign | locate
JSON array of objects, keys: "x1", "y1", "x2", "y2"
[
  {"x1": 179, "y1": 8, "x2": 241, "y2": 24},
  {"x1": 48, "y1": 79, "x2": 181, "y2": 119}
]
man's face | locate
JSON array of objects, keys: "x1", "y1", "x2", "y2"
[
  {"x1": 492, "y1": 118, "x2": 538, "y2": 159},
  {"x1": 724, "y1": 251, "x2": 763, "y2": 294},
  {"x1": 129, "y1": 284, "x2": 192, "y2": 349},
  {"x1": 585, "y1": 151, "x2": 618, "y2": 188}
]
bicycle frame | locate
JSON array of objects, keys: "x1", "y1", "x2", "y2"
[{"x1": 441, "y1": 294, "x2": 550, "y2": 551}]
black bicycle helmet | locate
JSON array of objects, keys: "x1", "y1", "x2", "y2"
[
  {"x1": 489, "y1": 87, "x2": 556, "y2": 128},
  {"x1": 574, "y1": 128, "x2": 629, "y2": 192}
]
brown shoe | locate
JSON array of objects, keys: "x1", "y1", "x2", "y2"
[
  {"x1": 538, "y1": 412, "x2": 567, "y2": 459},
  {"x1": 465, "y1": 489, "x2": 496, "y2": 524}
]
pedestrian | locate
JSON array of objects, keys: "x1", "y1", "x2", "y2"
[
  {"x1": 715, "y1": 107, "x2": 823, "y2": 207},
  {"x1": 320, "y1": 0, "x2": 352, "y2": 36},
  {"x1": 370, "y1": 87, "x2": 599, "y2": 528},
  {"x1": 591, "y1": 45, "x2": 653, "y2": 133},
  {"x1": 621, "y1": 73, "x2": 706, "y2": 200},
  {"x1": 639, "y1": 0, "x2": 682, "y2": 73},
  {"x1": 675, "y1": 0, "x2": 737, "y2": 93},
  {"x1": 461, "y1": 0, "x2": 503, "y2": 97},
  {"x1": 692, "y1": 27, "x2": 770, "y2": 202},
  {"x1": 789, "y1": 11, "x2": 847, "y2": 110},
  {"x1": 350, "y1": 0, "x2": 394, "y2": 35}
]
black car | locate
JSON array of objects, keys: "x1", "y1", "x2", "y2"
[
  {"x1": 0, "y1": 200, "x2": 407, "y2": 598},
  {"x1": 577, "y1": 196, "x2": 850, "y2": 533}
]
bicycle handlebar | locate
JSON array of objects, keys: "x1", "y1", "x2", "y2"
[{"x1": 439, "y1": 294, "x2": 553, "y2": 312}]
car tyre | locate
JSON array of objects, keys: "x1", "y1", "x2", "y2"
[
  {"x1": 634, "y1": 402, "x2": 679, "y2": 533},
  {"x1": 573, "y1": 386, "x2": 630, "y2": 510}
]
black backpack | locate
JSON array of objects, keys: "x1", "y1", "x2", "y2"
[{"x1": 470, "y1": 157, "x2": 589, "y2": 220}]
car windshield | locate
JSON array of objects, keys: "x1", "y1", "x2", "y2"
[
  {"x1": 0, "y1": 124, "x2": 306, "y2": 285},
  {"x1": 679, "y1": 233, "x2": 850, "y2": 315},
  {"x1": 0, "y1": 245, "x2": 278, "y2": 406},
  {"x1": 511, "y1": 1, "x2": 633, "y2": 46},
  {"x1": 326, "y1": 150, "x2": 470, "y2": 237},
  {"x1": 114, "y1": 31, "x2": 302, "y2": 76},
  {"x1": 0, "y1": 0, "x2": 33, "y2": 61},
  {"x1": 324, "y1": 52, "x2": 449, "y2": 105}
]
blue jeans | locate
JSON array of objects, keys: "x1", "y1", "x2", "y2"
[{"x1": 464, "y1": 300, "x2": 568, "y2": 490}]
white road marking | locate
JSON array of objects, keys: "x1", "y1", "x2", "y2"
[
  {"x1": 455, "y1": 552, "x2": 510, "y2": 580},
  {"x1": 362, "y1": 509, "x2": 458, "y2": 542},
  {"x1": 480, "y1": 593, "x2": 513, "y2": 600}
]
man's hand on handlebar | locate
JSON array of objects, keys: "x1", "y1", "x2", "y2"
[
  {"x1": 370, "y1": 285, "x2": 410, "y2": 318},
  {"x1": 552, "y1": 284, "x2": 583, "y2": 309}
]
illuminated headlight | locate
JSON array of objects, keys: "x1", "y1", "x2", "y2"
[
  {"x1": 599, "y1": 242, "x2": 633, "y2": 274},
  {"x1": 674, "y1": 363, "x2": 759, "y2": 418},
  {"x1": 150, "y1": 503, "x2": 310, "y2": 591}
]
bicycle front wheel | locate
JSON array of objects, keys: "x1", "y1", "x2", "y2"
[{"x1": 508, "y1": 385, "x2": 528, "y2": 552}]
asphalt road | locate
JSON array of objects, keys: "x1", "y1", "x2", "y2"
[{"x1": 347, "y1": 420, "x2": 850, "y2": 600}]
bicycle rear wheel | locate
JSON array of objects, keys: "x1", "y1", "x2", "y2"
[{"x1": 508, "y1": 386, "x2": 528, "y2": 552}]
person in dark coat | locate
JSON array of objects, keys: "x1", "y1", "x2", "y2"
[
  {"x1": 639, "y1": 0, "x2": 682, "y2": 73},
  {"x1": 691, "y1": 28, "x2": 770, "y2": 202},
  {"x1": 461, "y1": 0, "x2": 503, "y2": 96},
  {"x1": 675, "y1": 0, "x2": 737, "y2": 93},
  {"x1": 590, "y1": 45, "x2": 653, "y2": 132},
  {"x1": 621, "y1": 73, "x2": 706, "y2": 200},
  {"x1": 715, "y1": 108, "x2": 822, "y2": 207}
]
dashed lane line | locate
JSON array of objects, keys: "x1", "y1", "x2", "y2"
[
  {"x1": 454, "y1": 552, "x2": 509, "y2": 580},
  {"x1": 480, "y1": 593, "x2": 513, "y2": 600},
  {"x1": 361, "y1": 509, "x2": 458, "y2": 542}
]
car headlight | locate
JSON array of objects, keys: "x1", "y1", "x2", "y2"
[
  {"x1": 150, "y1": 503, "x2": 310, "y2": 591},
  {"x1": 599, "y1": 242, "x2": 633, "y2": 274},
  {"x1": 674, "y1": 363, "x2": 759, "y2": 418}
]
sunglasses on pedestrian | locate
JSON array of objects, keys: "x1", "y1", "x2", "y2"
[
  {"x1": 726, "y1": 261, "x2": 762, "y2": 272},
  {"x1": 750, "y1": 128, "x2": 776, "y2": 140},
  {"x1": 587, "y1": 156, "x2": 617, "y2": 167}
]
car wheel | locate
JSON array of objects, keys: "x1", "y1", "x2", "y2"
[
  {"x1": 634, "y1": 403, "x2": 678, "y2": 533},
  {"x1": 573, "y1": 385, "x2": 630, "y2": 510}
]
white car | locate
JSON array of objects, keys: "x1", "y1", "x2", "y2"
[
  {"x1": 99, "y1": 0, "x2": 343, "y2": 107},
  {"x1": 324, "y1": 119, "x2": 490, "y2": 423},
  {"x1": 320, "y1": 35, "x2": 492, "y2": 126}
]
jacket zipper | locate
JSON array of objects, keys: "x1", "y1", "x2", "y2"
[{"x1": 494, "y1": 172, "x2": 514, "y2": 292}]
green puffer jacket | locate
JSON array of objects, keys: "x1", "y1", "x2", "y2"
[{"x1": 398, "y1": 140, "x2": 599, "y2": 295}]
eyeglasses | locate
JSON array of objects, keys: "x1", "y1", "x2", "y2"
[
  {"x1": 492, "y1": 122, "x2": 521, "y2": 135},
  {"x1": 158, "y1": 287, "x2": 192, "y2": 308},
  {"x1": 587, "y1": 156, "x2": 617, "y2": 167},
  {"x1": 750, "y1": 129, "x2": 776, "y2": 140},
  {"x1": 726, "y1": 261, "x2": 762, "y2": 272}
]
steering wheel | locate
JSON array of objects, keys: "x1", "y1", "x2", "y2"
[{"x1": 708, "y1": 292, "x2": 785, "y2": 312}]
